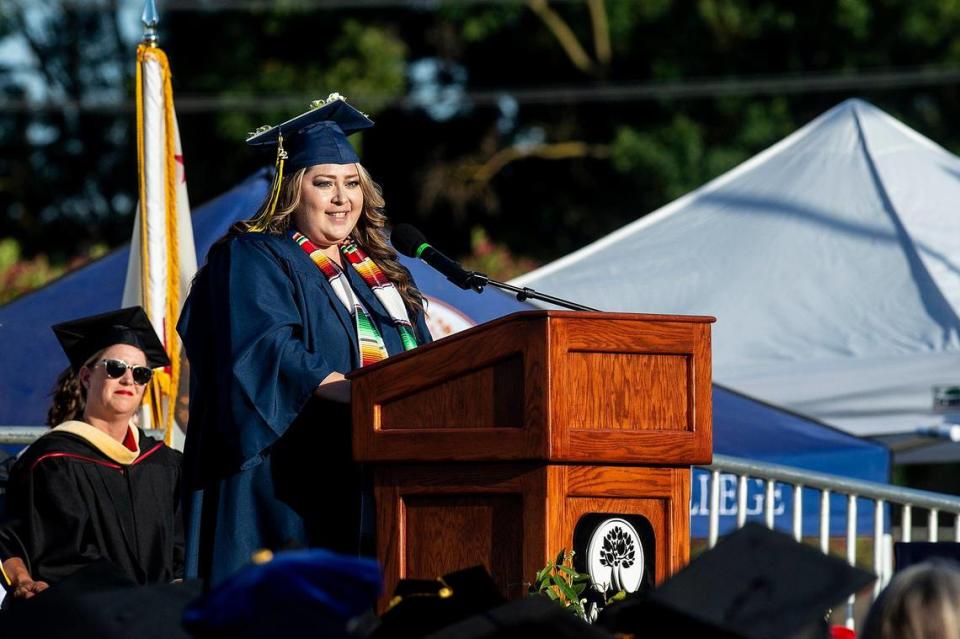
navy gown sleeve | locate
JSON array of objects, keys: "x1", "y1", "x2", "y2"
[{"x1": 185, "y1": 235, "x2": 336, "y2": 469}]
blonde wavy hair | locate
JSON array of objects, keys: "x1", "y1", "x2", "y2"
[
  {"x1": 862, "y1": 560, "x2": 960, "y2": 639},
  {"x1": 235, "y1": 164, "x2": 424, "y2": 316}
]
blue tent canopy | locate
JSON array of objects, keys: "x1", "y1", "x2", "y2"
[{"x1": 0, "y1": 172, "x2": 889, "y2": 534}]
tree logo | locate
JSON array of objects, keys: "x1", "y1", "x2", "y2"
[{"x1": 585, "y1": 518, "x2": 644, "y2": 593}]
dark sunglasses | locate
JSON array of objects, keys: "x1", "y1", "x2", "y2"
[{"x1": 94, "y1": 358, "x2": 154, "y2": 385}]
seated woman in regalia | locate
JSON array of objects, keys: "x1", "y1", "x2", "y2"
[{"x1": 0, "y1": 307, "x2": 183, "y2": 601}]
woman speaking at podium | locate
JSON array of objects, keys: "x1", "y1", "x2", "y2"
[{"x1": 178, "y1": 94, "x2": 431, "y2": 585}]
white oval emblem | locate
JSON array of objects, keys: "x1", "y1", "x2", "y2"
[
  {"x1": 424, "y1": 295, "x2": 476, "y2": 339},
  {"x1": 585, "y1": 518, "x2": 644, "y2": 593}
]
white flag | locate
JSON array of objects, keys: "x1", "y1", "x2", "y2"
[{"x1": 122, "y1": 43, "x2": 197, "y2": 450}]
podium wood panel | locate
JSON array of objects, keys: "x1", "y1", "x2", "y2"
[
  {"x1": 380, "y1": 355, "x2": 525, "y2": 431},
  {"x1": 550, "y1": 316, "x2": 712, "y2": 463},
  {"x1": 351, "y1": 311, "x2": 714, "y2": 466},
  {"x1": 403, "y1": 495, "x2": 525, "y2": 596},
  {"x1": 375, "y1": 463, "x2": 548, "y2": 608},
  {"x1": 563, "y1": 352, "x2": 690, "y2": 430},
  {"x1": 375, "y1": 463, "x2": 690, "y2": 610}
]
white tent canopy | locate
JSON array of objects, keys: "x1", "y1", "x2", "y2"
[{"x1": 514, "y1": 99, "x2": 960, "y2": 462}]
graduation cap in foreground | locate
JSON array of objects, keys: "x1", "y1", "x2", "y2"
[
  {"x1": 893, "y1": 541, "x2": 960, "y2": 571},
  {"x1": 181, "y1": 549, "x2": 382, "y2": 639},
  {"x1": 424, "y1": 595, "x2": 613, "y2": 639},
  {"x1": 52, "y1": 306, "x2": 169, "y2": 372},
  {"x1": 376, "y1": 566, "x2": 612, "y2": 638},
  {"x1": 599, "y1": 523, "x2": 876, "y2": 639},
  {"x1": 371, "y1": 565, "x2": 507, "y2": 638}
]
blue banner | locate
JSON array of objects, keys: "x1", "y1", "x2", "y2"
[{"x1": 690, "y1": 468, "x2": 888, "y2": 537}]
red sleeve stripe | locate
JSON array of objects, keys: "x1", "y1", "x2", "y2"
[
  {"x1": 30, "y1": 452, "x2": 123, "y2": 472},
  {"x1": 132, "y1": 442, "x2": 164, "y2": 465}
]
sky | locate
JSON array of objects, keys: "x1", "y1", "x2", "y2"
[{"x1": 1, "y1": 0, "x2": 148, "y2": 103}]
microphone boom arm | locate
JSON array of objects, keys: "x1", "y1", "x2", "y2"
[{"x1": 466, "y1": 273, "x2": 600, "y2": 312}]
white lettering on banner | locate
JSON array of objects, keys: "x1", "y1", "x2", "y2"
[
  {"x1": 690, "y1": 471, "x2": 710, "y2": 515},
  {"x1": 720, "y1": 474, "x2": 737, "y2": 515},
  {"x1": 690, "y1": 473, "x2": 785, "y2": 516}
]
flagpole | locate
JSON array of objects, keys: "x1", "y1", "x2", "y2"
[
  {"x1": 129, "y1": 0, "x2": 199, "y2": 448},
  {"x1": 134, "y1": 0, "x2": 164, "y2": 436}
]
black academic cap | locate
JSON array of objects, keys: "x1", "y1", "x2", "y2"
[
  {"x1": 598, "y1": 593, "x2": 748, "y2": 638},
  {"x1": 181, "y1": 549, "x2": 382, "y2": 639},
  {"x1": 424, "y1": 595, "x2": 614, "y2": 639},
  {"x1": 599, "y1": 523, "x2": 876, "y2": 639},
  {"x1": 894, "y1": 541, "x2": 960, "y2": 571},
  {"x1": 245, "y1": 93, "x2": 373, "y2": 171},
  {"x1": 51, "y1": 306, "x2": 170, "y2": 372},
  {"x1": 371, "y1": 565, "x2": 507, "y2": 639}
]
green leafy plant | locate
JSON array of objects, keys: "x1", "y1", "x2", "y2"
[
  {"x1": 459, "y1": 226, "x2": 540, "y2": 282},
  {"x1": 529, "y1": 548, "x2": 592, "y2": 620}
]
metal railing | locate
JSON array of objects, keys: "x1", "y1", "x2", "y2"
[
  {"x1": 697, "y1": 454, "x2": 960, "y2": 631},
  {"x1": 0, "y1": 427, "x2": 48, "y2": 445},
  {"x1": 0, "y1": 426, "x2": 168, "y2": 445}
]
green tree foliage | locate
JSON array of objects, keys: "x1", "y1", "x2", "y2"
[
  {"x1": 459, "y1": 226, "x2": 539, "y2": 281},
  {"x1": 161, "y1": 9, "x2": 409, "y2": 207},
  {"x1": 213, "y1": 19, "x2": 407, "y2": 143},
  {"x1": 0, "y1": 1, "x2": 135, "y2": 263},
  {"x1": 0, "y1": 237, "x2": 105, "y2": 305},
  {"x1": 419, "y1": 0, "x2": 960, "y2": 259}
]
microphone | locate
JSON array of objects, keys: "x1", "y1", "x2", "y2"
[
  {"x1": 391, "y1": 224, "x2": 486, "y2": 292},
  {"x1": 391, "y1": 224, "x2": 599, "y2": 310}
]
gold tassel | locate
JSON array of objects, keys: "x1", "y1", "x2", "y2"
[{"x1": 247, "y1": 133, "x2": 288, "y2": 233}]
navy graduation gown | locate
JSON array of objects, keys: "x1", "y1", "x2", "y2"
[{"x1": 177, "y1": 232, "x2": 430, "y2": 585}]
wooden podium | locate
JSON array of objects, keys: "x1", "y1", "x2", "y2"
[{"x1": 349, "y1": 310, "x2": 714, "y2": 603}]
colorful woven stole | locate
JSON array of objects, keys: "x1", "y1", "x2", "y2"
[{"x1": 292, "y1": 231, "x2": 418, "y2": 367}]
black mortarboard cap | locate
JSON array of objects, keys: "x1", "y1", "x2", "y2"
[
  {"x1": 52, "y1": 306, "x2": 170, "y2": 372},
  {"x1": 424, "y1": 595, "x2": 613, "y2": 639},
  {"x1": 372, "y1": 565, "x2": 507, "y2": 639},
  {"x1": 598, "y1": 593, "x2": 748, "y2": 638},
  {"x1": 245, "y1": 93, "x2": 374, "y2": 171},
  {"x1": 599, "y1": 523, "x2": 876, "y2": 639},
  {"x1": 894, "y1": 541, "x2": 960, "y2": 571}
]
